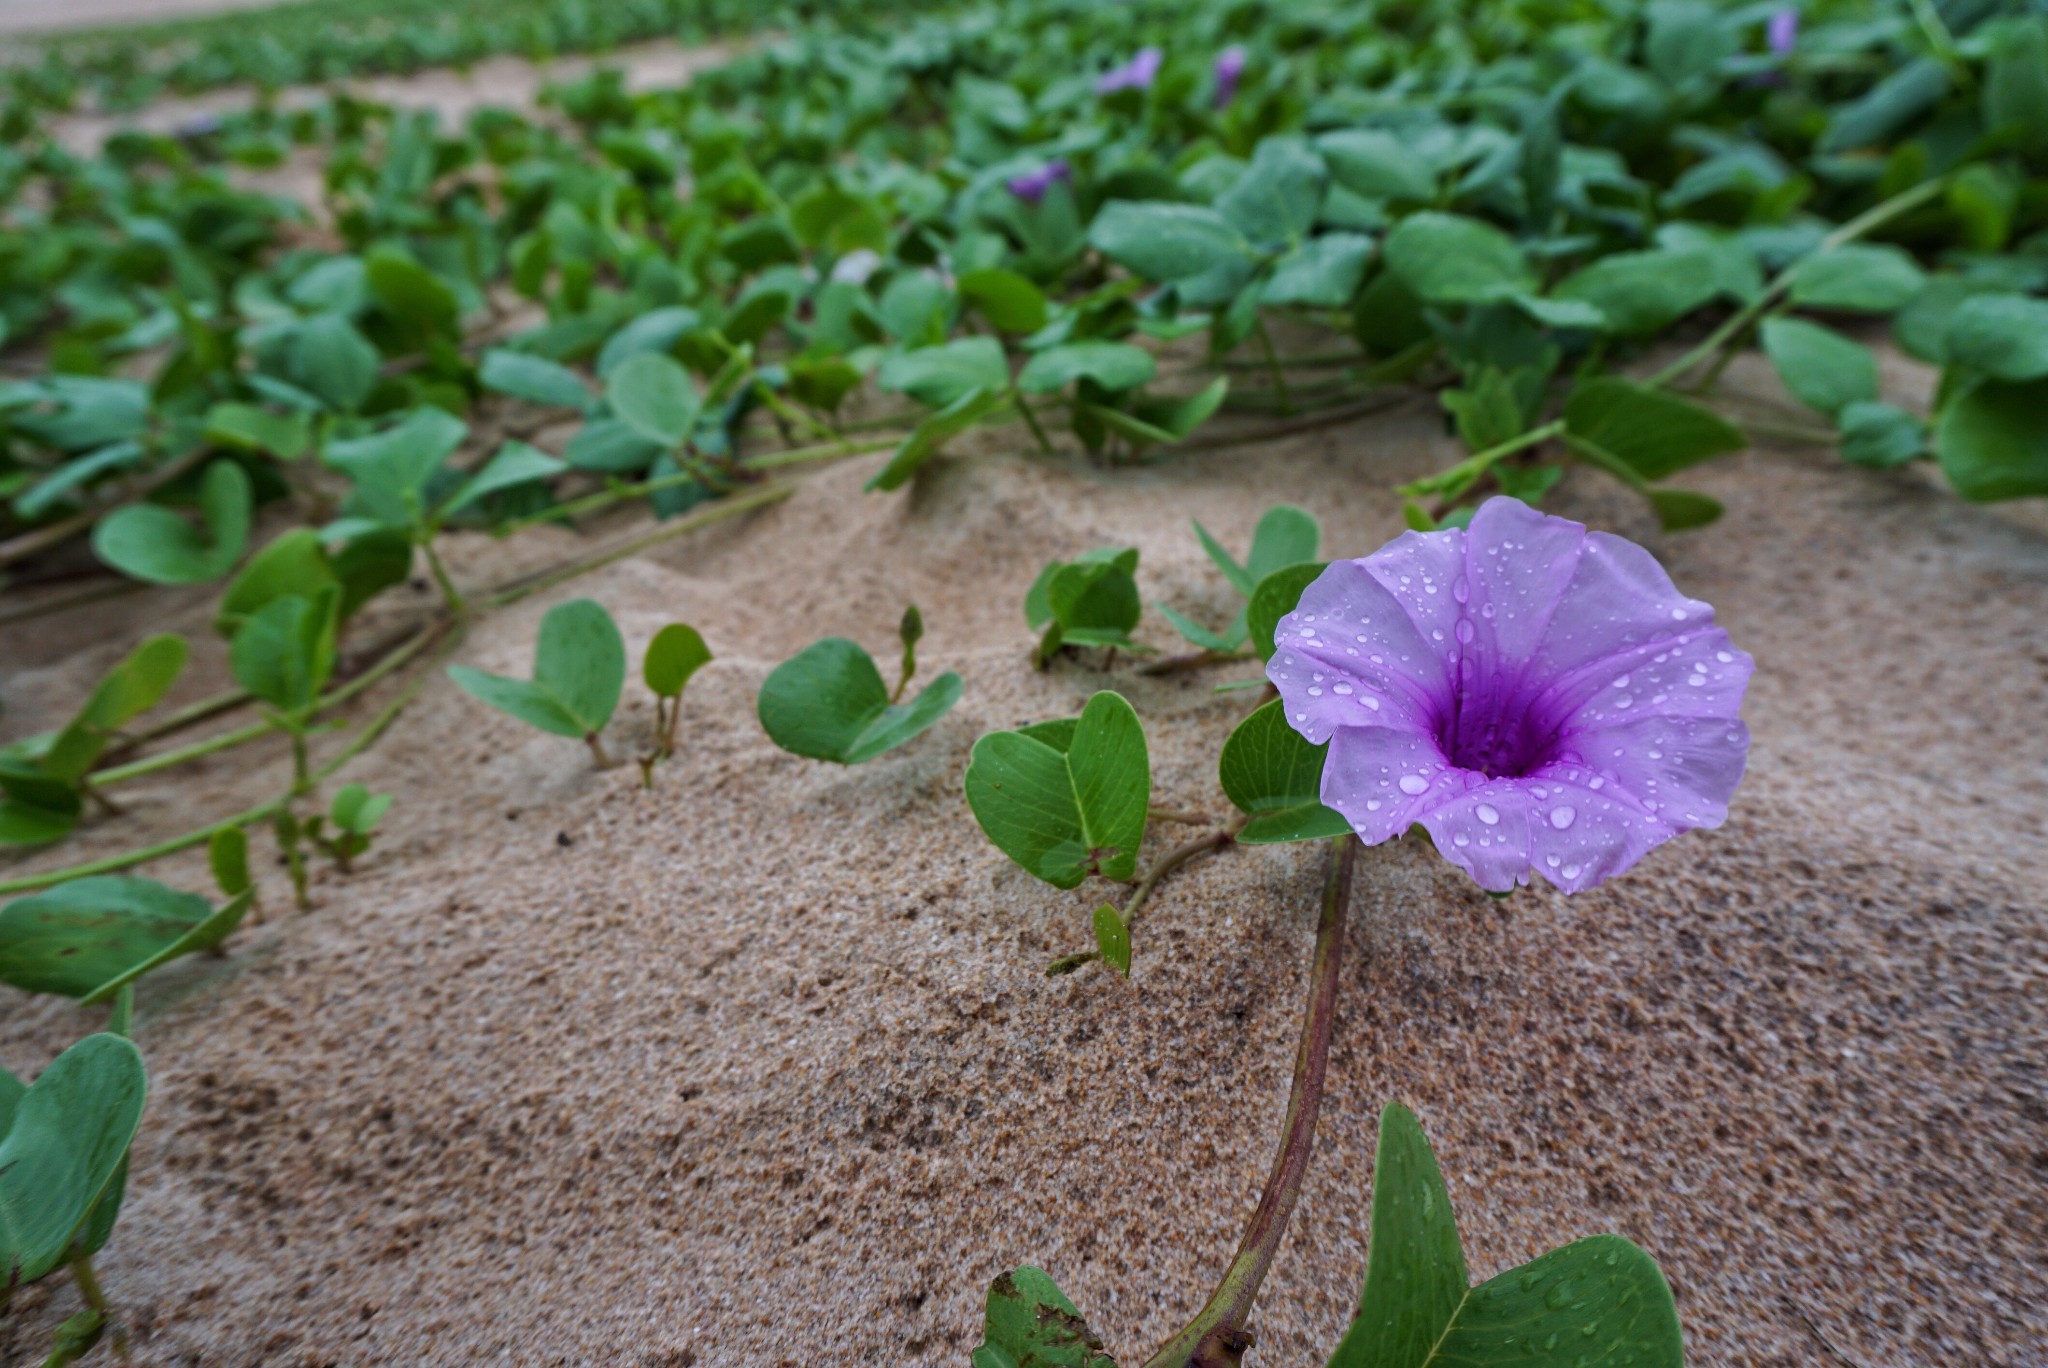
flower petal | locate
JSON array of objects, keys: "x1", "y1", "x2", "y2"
[
  {"x1": 1516, "y1": 772, "x2": 1677, "y2": 893},
  {"x1": 1360, "y1": 525, "x2": 1470, "y2": 664},
  {"x1": 1527, "y1": 529, "x2": 1717, "y2": 683},
  {"x1": 1269, "y1": 558, "x2": 1453, "y2": 743},
  {"x1": 1535, "y1": 629, "x2": 1754, "y2": 736},
  {"x1": 1447, "y1": 498, "x2": 1588, "y2": 768},
  {"x1": 1543, "y1": 715, "x2": 1751, "y2": 832},
  {"x1": 1417, "y1": 781, "x2": 1535, "y2": 892},
  {"x1": 1319, "y1": 723, "x2": 1454, "y2": 844}
]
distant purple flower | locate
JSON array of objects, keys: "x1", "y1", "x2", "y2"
[
  {"x1": 1096, "y1": 46, "x2": 1164, "y2": 96},
  {"x1": 1213, "y1": 45, "x2": 1248, "y2": 108},
  {"x1": 1766, "y1": 8, "x2": 1799, "y2": 56},
  {"x1": 1268, "y1": 498, "x2": 1752, "y2": 893},
  {"x1": 1005, "y1": 158, "x2": 1072, "y2": 205}
]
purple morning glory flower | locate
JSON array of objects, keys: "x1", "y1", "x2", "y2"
[
  {"x1": 1096, "y1": 46, "x2": 1164, "y2": 96},
  {"x1": 1005, "y1": 158, "x2": 1072, "y2": 205},
  {"x1": 1268, "y1": 497, "x2": 1753, "y2": 894},
  {"x1": 1213, "y1": 45, "x2": 1248, "y2": 108},
  {"x1": 1766, "y1": 7, "x2": 1799, "y2": 56}
]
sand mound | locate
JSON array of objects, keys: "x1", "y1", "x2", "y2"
[{"x1": 2, "y1": 371, "x2": 2044, "y2": 1366}]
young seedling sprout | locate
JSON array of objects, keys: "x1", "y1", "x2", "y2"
[
  {"x1": 449, "y1": 598, "x2": 628, "y2": 768},
  {"x1": 639, "y1": 623, "x2": 713, "y2": 786}
]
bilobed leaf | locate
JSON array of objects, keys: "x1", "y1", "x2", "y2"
[
  {"x1": 1942, "y1": 295, "x2": 2048, "y2": 381},
  {"x1": 449, "y1": 597, "x2": 625, "y2": 738},
  {"x1": 644, "y1": 624, "x2": 712, "y2": 698},
  {"x1": 1018, "y1": 341, "x2": 1156, "y2": 395},
  {"x1": 1327, "y1": 1104, "x2": 1685, "y2": 1368},
  {"x1": 866, "y1": 386, "x2": 1009, "y2": 492},
  {"x1": 0, "y1": 1034, "x2": 147, "y2": 1288},
  {"x1": 877, "y1": 336, "x2": 1010, "y2": 408},
  {"x1": 1220, "y1": 700, "x2": 1351, "y2": 844},
  {"x1": 480, "y1": 349, "x2": 596, "y2": 412},
  {"x1": 40, "y1": 634, "x2": 188, "y2": 784},
  {"x1": 756, "y1": 637, "x2": 959, "y2": 764},
  {"x1": 970, "y1": 1266, "x2": 1116, "y2": 1368},
  {"x1": 328, "y1": 783, "x2": 392, "y2": 836},
  {"x1": 1247, "y1": 562, "x2": 1328, "y2": 662},
  {"x1": 1760, "y1": 317, "x2": 1878, "y2": 417},
  {"x1": 326, "y1": 407, "x2": 469, "y2": 529},
  {"x1": 92, "y1": 459, "x2": 252, "y2": 585},
  {"x1": 204, "y1": 401, "x2": 310, "y2": 460},
  {"x1": 1382, "y1": 213, "x2": 1535, "y2": 305},
  {"x1": 963, "y1": 691, "x2": 1149, "y2": 887},
  {"x1": 215, "y1": 529, "x2": 338, "y2": 635},
  {"x1": 1217, "y1": 137, "x2": 1327, "y2": 248},
  {"x1": 1550, "y1": 249, "x2": 1725, "y2": 336},
  {"x1": 1936, "y1": 377, "x2": 2048, "y2": 501},
  {"x1": 1316, "y1": 129, "x2": 1437, "y2": 202},
  {"x1": 1089, "y1": 201, "x2": 1253, "y2": 283},
  {"x1": 1563, "y1": 379, "x2": 1746, "y2": 480},
  {"x1": 289, "y1": 313, "x2": 381, "y2": 412},
  {"x1": 0, "y1": 876, "x2": 243, "y2": 999},
  {"x1": 606, "y1": 352, "x2": 701, "y2": 447},
  {"x1": 1787, "y1": 245, "x2": 1926, "y2": 314}
]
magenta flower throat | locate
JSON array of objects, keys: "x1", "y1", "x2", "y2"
[{"x1": 1268, "y1": 497, "x2": 1752, "y2": 893}]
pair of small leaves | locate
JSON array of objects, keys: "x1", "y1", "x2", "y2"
[
  {"x1": 1328, "y1": 1104, "x2": 1684, "y2": 1368},
  {"x1": 757, "y1": 617, "x2": 962, "y2": 766},
  {"x1": 1158, "y1": 505, "x2": 1319, "y2": 653},
  {"x1": 449, "y1": 598, "x2": 626, "y2": 746},
  {"x1": 215, "y1": 526, "x2": 411, "y2": 636},
  {"x1": 327, "y1": 408, "x2": 565, "y2": 538},
  {"x1": 305, "y1": 782, "x2": 393, "y2": 866},
  {"x1": 1024, "y1": 547, "x2": 1146, "y2": 665},
  {"x1": 0, "y1": 1033, "x2": 148, "y2": 1289},
  {"x1": 0, "y1": 875, "x2": 253, "y2": 1003},
  {"x1": 92, "y1": 459, "x2": 252, "y2": 585},
  {"x1": 963, "y1": 691, "x2": 1149, "y2": 889}
]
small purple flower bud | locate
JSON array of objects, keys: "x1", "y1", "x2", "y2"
[
  {"x1": 1005, "y1": 159, "x2": 1071, "y2": 206},
  {"x1": 1096, "y1": 46, "x2": 1165, "y2": 96},
  {"x1": 1213, "y1": 45, "x2": 1248, "y2": 109},
  {"x1": 1767, "y1": 8, "x2": 1799, "y2": 57}
]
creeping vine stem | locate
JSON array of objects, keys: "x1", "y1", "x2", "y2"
[{"x1": 1142, "y1": 833, "x2": 1358, "y2": 1368}]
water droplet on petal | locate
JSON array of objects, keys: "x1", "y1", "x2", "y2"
[
  {"x1": 1551, "y1": 806, "x2": 1576, "y2": 830},
  {"x1": 1455, "y1": 619, "x2": 1475, "y2": 644},
  {"x1": 1398, "y1": 774, "x2": 1430, "y2": 795},
  {"x1": 1476, "y1": 803, "x2": 1500, "y2": 825},
  {"x1": 1716, "y1": 650, "x2": 1734, "y2": 663},
  {"x1": 1614, "y1": 695, "x2": 1632, "y2": 709},
  {"x1": 1453, "y1": 832, "x2": 1470, "y2": 848},
  {"x1": 1562, "y1": 863, "x2": 1582, "y2": 879}
]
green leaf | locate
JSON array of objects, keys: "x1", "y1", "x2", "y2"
[
  {"x1": 439, "y1": 441, "x2": 566, "y2": 518},
  {"x1": 1247, "y1": 562, "x2": 1328, "y2": 662},
  {"x1": 1382, "y1": 213, "x2": 1535, "y2": 305},
  {"x1": 366, "y1": 242, "x2": 459, "y2": 335},
  {"x1": 1316, "y1": 129, "x2": 1437, "y2": 202},
  {"x1": 606, "y1": 352, "x2": 701, "y2": 448},
  {"x1": 877, "y1": 337, "x2": 1010, "y2": 409},
  {"x1": 1092, "y1": 904, "x2": 1131, "y2": 977},
  {"x1": 1936, "y1": 378, "x2": 2048, "y2": 501},
  {"x1": 1563, "y1": 379, "x2": 1746, "y2": 481},
  {"x1": 215, "y1": 529, "x2": 338, "y2": 636},
  {"x1": 0, "y1": 1034, "x2": 146, "y2": 1288},
  {"x1": 1786, "y1": 245, "x2": 1926, "y2": 315},
  {"x1": 449, "y1": 597, "x2": 626, "y2": 739},
  {"x1": 480, "y1": 349, "x2": 596, "y2": 412},
  {"x1": 1217, "y1": 138, "x2": 1327, "y2": 248},
  {"x1": 92, "y1": 459, "x2": 252, "y2": 585},
  {"x1": 209, "y1": 825, "x2": 252, "y2": 898},
  {"x1": 958, "y1": 269, "x2": 1050, "y2": 335},
  {"x1": 1759, "y1": 317, "x2": 1878, "y2": 417},
  {"x1": 970, "y1": 1267, "x2": 1116, "y2": 1368},
  {"x1": 1247, "y1": 506, "x2": 1324, "y2": 576},
  {"x1": 326, "y1": 407, "x2": 469, "y2": 530},
  {"x1": 1028, "y1": 548, "x2": 1146, "y2": 659},
  {"x1": 963, "y1": 691, "x2": 1149, "y2": 888},
  {"x1": 1018, "y1": 342, "x2": 1156, "y2": 395},
  {"x1": 756, "y1": 638, "x2": 961, "y2": 764},
  {"x1": 0, "y1": 876, "x2": 245, "y2": 1000},
  {"x1": 41, "y1": 634, "x2": 188, "y2": 784},
  {"x1": 289, "y1": 313, "x2": 381, "y2": 412},
  {"x1": 1819, "y1": 58, "x2": 1948, "y2": 153},
  {"x1": 1984, "y1": 17, "x2": 2048, "y2": 156},
  {"x1": 1264, "y1": 233, "x2": 1375, "y2": 308},
  {"x1": 79, "y1": 889, "x2": 253, "y2": 1006},
  {"x1": 1643, "y1": 488, "x2": 1725, "y2": 531},
  {"x1": 204, "y1": 401, "x2": 310, "y2": 460},
  {"x1": 1942, "y1": 295, "x2": 2048, "y2": 382},
  {"x1": 1327, "y1": 1103, "x2": 1685, "y2": 1368},
  {"x1": 1220, "y1": 700, "x2": 1351, "y2": 844},
  {"x1": 865, "y1": 386, "x2": 1009, "y2": 493},
  {"x1": 1089, "y1": 201, "x2": 1253, "y2": 283},
  {"x1": 1838, "y1": 401, "x2": 1927, "y2": 470},
  {"x1": 644, "y1": 624, "x2": 712, "y2": 699},
  {"x1": 596, "y1": 307, "x2": 702, "y2": 378},
  {"x1": 231, "y1": 587, "x2": 339, "y2": 715},
  {"x1": 1550, "y1": 249, "x2": 1726, "y2": 336},
  {"x1": 1157, "y1": 604, "x2": 1239, "y2": 653}
]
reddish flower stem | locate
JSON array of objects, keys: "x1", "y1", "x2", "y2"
[{"x1": 1141, "y1": 834, "x2": 1358, "y2": 1368}]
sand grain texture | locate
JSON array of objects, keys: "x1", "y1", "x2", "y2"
[{"x1": 2, "y1": 387, "x2": 2045, "y2": 1367}]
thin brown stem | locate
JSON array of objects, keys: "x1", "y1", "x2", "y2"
[{"x1": 1141, "y1": 834, "x2": 1358, "y2": 1368}]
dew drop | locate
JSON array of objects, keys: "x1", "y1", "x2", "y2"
[
  {"x1": 1671, "y1": 607, "x2": 1687, "y2": 620},
  {"x1": 1334, "y1": 683, "x2": 1353, "y2": 695},
  {"x1": 1455, "y1": 619, "x2": 1475, "y2": 644},
  {"x1": 1716, "y1": 650, "x2": 1734, "y2": 663},
  {"x1": 1308, "y1": 687, "x2": 1323, "y2": 697},
  {"x1": 1365, "y1": 799, "x2": 1382, "y2": 811},
  {"x1": 1612, "y1": 674, "x2": 1629, "y2": 688},
  {"x1": 1476, "y1": 803, "x2": 1500, "y2": 826},
  {"x1": 1550, "y1": 806, "x2": 1576, "y2": 830},
  {"x1": 1398, "y1": 774, "x2": 1430, "y2": 795},
  {"x1": 1613, "y1": 695, "x2": 1632, "y2": 709},
  {"x1": 1453, "y1": 832, "x2": 1470, "y2": 848},
  {"x1": 1562, "y1": 863, "x2": 1582, "y2": 879}
]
